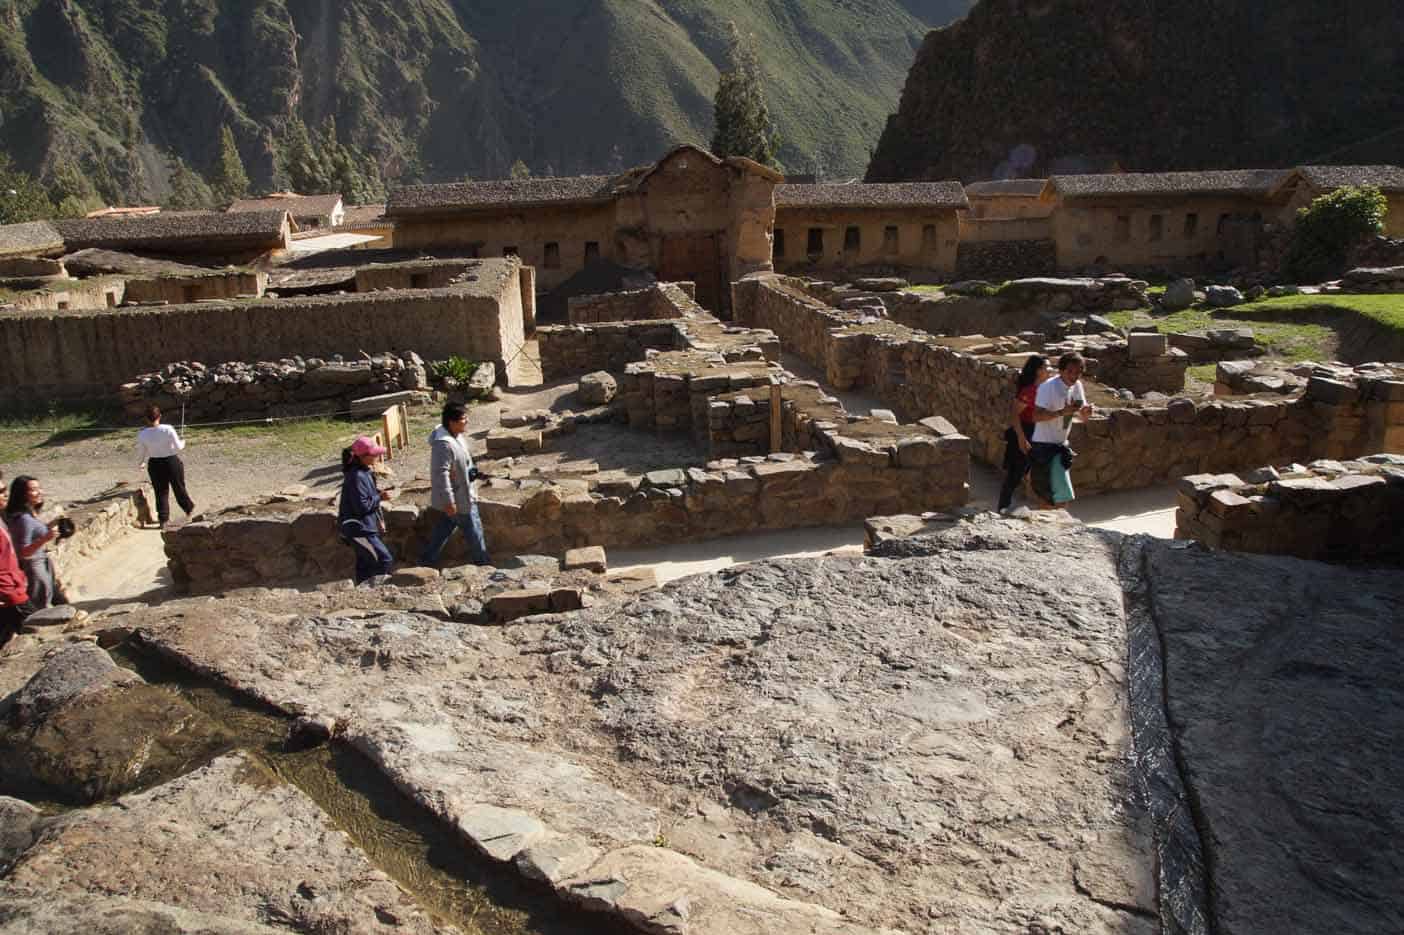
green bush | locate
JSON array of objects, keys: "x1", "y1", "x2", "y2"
[
  {"x1": 431, "y1": 356, "x2": 476, "y2": 383},
  {"x1": 1284, "y1": 185, "x2": 1387, "y2": 283}
]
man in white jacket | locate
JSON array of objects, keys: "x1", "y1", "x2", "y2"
[{"x1": 419, "y1": 402, "x2": 490, "y2": 566}]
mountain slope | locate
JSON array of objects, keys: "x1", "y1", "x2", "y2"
[
  {"x1": 0, "y1": 0, "x2": 967, "y2": 204},
  {"x1": 866, "y1": 0, "x2": 1404, "y2": 182}
]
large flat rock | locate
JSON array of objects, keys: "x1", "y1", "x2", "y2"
[
  {"x1": 1140, "y1": 540, "x2": 1404, "y2": 934},
  {"x1": 0, "y1": 752, "x2": 446, "y2": 934},
  {"x1": 134, "y1": 519, "x2": 1155, "y2": 934}
]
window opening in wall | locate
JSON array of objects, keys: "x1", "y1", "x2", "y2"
[
  {"x1": 105, "y1": 292, "x2": 117, "y2": 308},
  {"x1": 1216, "y1": 214, "x2": 1230, "y2": 236},
  {"x1": 921, "y1": 224, "x2": 937, "y2": 250},
  {"x1": 543, "y1": 242, "x2": 560, "y2": 268},
  {"x1": 883, "y1": 225, "x2": 899, "y2": 254},
  {"x1": 504, "y1": 246, "x2": 519, "y2": 257},
  {"x1": 773, "y1": 228, "x2": 786, "y2": 259},
  {"x1": 1148, "y1": 214, "x2": 1164, "y2": 241},
  {"x1": 1183, "y1": 213, "x2": 1199, "y2": 239},
  {"x1": 584, "y1": 241, "x2": 600, "y2": 263},
  {"x1": 843, "y1": 226, "x2": 861, "y2": 253},
  {"x1": 1115, "y1": 215, "x2": 1131, "y2": 243},
  {"x1": 807, "y1": 228, "x2": 824, "y2": 255},
  {"x1": 410, "y1": 272, "x2": 429, "y2": 288}
]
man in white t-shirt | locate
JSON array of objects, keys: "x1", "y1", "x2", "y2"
[{"x1": 1029, "y1": 352, "x2": 1092, "y2": 503}]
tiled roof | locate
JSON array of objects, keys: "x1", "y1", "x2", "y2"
[
  {"x1": 337, "y1": 204, "x2": 389, "y2": 227},
  {"x1": 0, "y1": 220, "x2": 64, "y2": 257},
  {"x1": 1047, "y1": 170, "x2": 1286, "y2": 198},
  {"x1": 386, "y1": 177, "x2": 618, "y2": 215},
  {"x1": 228, "y1": 193, "x2": 343, "y2": 219},
  {"x1": 776, "y1": 182, "x2": 968, "y2": 209},
  {"x1": 1293, "y1": 165, "x2": 1404, "y2": 193},
  {"x1": 964, "y1": 179, "x2": 1047, "y2": 197},
  {"x1": 53, "y1": 210, "x2": 290, "y2": 250}
]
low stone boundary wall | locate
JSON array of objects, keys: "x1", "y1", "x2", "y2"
[
  {"x1": 163, "y1": 440, "x2": 969, "y2": 593},
  {"x1": 733, "y1": 274, "x2": 1398, "y2": 494},
  {"x1": 52, "y1": 485, "x2": 153, "y2": 568},
  {"x1": 353, "y1": 259, "x2": 478, "y2": 292},
  {"x1": 568, "y1": 283, "x2": 691, "y2": 324},
  {"x1": 1174, "y1": 454, "x2": 1404, "y2": 564},
  {"x1": 119, "y1": 352, "x2": 434, "y2": 420},
  {"x1": 123, "y1": 270, "x2": 266, "y2": 304},
  {"x1": 0, "y1": 258, "x2": 526, "y2": 405}
]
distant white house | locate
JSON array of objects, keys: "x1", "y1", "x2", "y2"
[{"x1": 228, "y1": 192, "x2": 344, "y2": 230}]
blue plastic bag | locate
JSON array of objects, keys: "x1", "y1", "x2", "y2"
[{"x1": 1049, "y1": 456, "x2": 1075, "y2": 504}]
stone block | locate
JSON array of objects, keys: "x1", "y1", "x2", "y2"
[
  {"x1": 869, "y1": 409, "x2": 898, "y2": 424},
  {"x1": 918, "y1": 415, "x2": 961, "y2": 437},
  {"x1": 894, "y1": 436, "x2": 941, "y2": 468},
  {"x1": 486, "y1": 588, "x2": 554, "y2": 622},
  {"x1": 831, "y1": 435, "x2": 891, "y2": 468},
  {"x1": 549, "y1": 588, "x2": 584, "y2": 612},
  {"x1": 643, "y1": 469, "x2": 687, "y2": 489},
  {"x1": 1305, "y1": 376, "x2": 1357, "y2": 405},
  {"x1": 1127, "y1": 332, "x2": 1168, "y2": 358},
  {"x1": 1207, "y1": 489, "x2": 1253, "y2": 518},
  {"x1": 563, "y1": 546, "x2": 607, "y2": 574}
]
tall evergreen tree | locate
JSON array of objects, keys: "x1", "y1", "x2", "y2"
[
  {"x1": 0, "y1": 154, "x2": 55, "y2": 224},
  {"x1": 47, "y1": 158, "x2": 105, "y2": 218},
  {"x1": 165, "y1": 156, "x2": 214, "y2": 210},
  {"x1": 510, "y1": 159, "x2": 531, "y2": 180},
  {"x1": 210, "y1": 125, "x2": 250, "y2": 205},
  {"x1": 710, "y1": 22, "x2": 779, "y2": 169}
]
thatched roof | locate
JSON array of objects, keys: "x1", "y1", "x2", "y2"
[
  {"x1": 53, "y1": 210, "x2": 290, "y2": 254},
  {"x1": 387, "y1": 177, "x2": 619, "y2": 215},
  {"x1": 228, "y1": 193, "x2": 343, "y2": 221},
  {"x1": 0, "y1": 220, "x2": 64, "y2": 258},
  {"x1": 776, "y1": 182, "x2": 969, "y2": 210},
  {"x1": 1286, "y1": 165, "x2": 1404, "y2": 194},
  {"x1": 965, "y1": 179, "x2": 1047, "y2": 198}
]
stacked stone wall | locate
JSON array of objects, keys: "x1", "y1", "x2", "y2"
[
  {"x1": 0, "y1": 258, "x2": 526, "y2": 405},
  {"x1": 1175, "y1": 455, "x2": 1404, "y2": 564},
  {"x1": 538, "y1": 321, "x2": 687, "y2": 380},
  {"x1": 568, "y1": 284, "x2": 691, "y2": 324},
  {"x1": 955, "y1": 240, "x2": 1057, "y2": 281},
  {"x1": 734, "y1": 274, "x2": 1392, "y2": 494}
]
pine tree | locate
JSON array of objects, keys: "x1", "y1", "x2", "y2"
[
  {"x1": 165, "y1": 157, "x2": 214, "y2": 211},
  {"x1": 710, "y1": 22, "x2": 779, "y2": 169},
  {"x1": 0, "y1": 153, "x2": 55, "y2": 224},
  {"x1": 210, "y1": 125, "x2": 250, "y2": 205},
  {"x1": 510, "y1": 159, "x2": 531, "y2": 180}
]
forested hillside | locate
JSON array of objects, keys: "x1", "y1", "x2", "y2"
[{"x1": 0, "y1": 0, "x2": 972, "y2": 208}]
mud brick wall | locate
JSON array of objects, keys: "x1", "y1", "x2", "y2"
[
  {"x1": 353, "y1": 259, "x2": 479, "y2": 292},
  {"x1": 1175, "y1": 455, "x2": 1404, "y2": 564},
  {"x1": 568, "y1": 284, "x2": 690, "y2": 324},
  {"x1": 0, "y1": 258, "x2": 526, "y2": 405},
  {"x1": 123, "y1": 271, "x2": 266, "y2": 304}
]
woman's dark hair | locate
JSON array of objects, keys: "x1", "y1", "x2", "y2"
[
  {"x1": 442, "y1": 401, "x2": 468, "y2": 429},
  {"x1": 1016, "y1": 355, "x2": 1048, "y2": 389},
  {"x1": 5, "y1": 475, "x2": 36, "y2": 516},
  {"x1": 145, "y1": 404, "x2": 161, "y2": 423},
  {"x1": 341, "y1": 446, "x2": 356, "y2": 473}
]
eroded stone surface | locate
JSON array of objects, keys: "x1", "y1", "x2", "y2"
[
  {"x1": 1142, "y1": 540, "x2": 1404, "y2": 934},
  {"x1": 132, "y1": 518, "x2": 1154, "y2": 934},
  {"x1": 0, "y1": 894, "x2": 285, "y2": 934},
  {"x1": 0, "y1": 752, "x2": 445, "y2": 934}
]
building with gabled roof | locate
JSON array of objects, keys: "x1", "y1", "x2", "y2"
[
  {"x1": 228, "y1": 193, "x2": 344, "y2": 230},
  {"x1": 54, "y1": 210, "x2": 292, "y2": 258},
  {"x1": 0, "y1": 220, "x2": 64, "y2": 259},
  {"x1": 1271, "y1": 166, "x2": 1404, "y2": 236}
]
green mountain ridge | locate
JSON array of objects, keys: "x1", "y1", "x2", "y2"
[{"x1": 0, "y1": 0, "x2": 973, "y2": 206}]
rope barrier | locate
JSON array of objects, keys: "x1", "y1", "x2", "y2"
[{"x1": 0, "y1": 406, "x2": 373, "y2": 435}]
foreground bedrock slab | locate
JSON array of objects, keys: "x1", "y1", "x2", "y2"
[
  {"x1": 0, "y1": 752, "x2": 445, "y2": 934},
  {"x1": 1142, "y1": 540, "x2": 1404, "y2": 934},
  {"x1": 133, "y1": 521, "x2": 1155, "y2": 934},
  {"x1": 0, "y1": 894, "x2": 285, "y2": 934}
]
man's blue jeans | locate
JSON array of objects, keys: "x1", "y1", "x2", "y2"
[{"x1": 419, "y1": 500, "x2": 490, "y2": 566}]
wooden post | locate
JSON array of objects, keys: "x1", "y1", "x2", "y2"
[{"x1": 769, "y1": 380, "x2": 783, "y2": 453}]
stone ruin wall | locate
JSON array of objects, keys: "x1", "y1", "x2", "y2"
[
  {"x1": 1175, "y1": 454, "x2": 1404, "y2": 565},
  {"x1": 122, "y1": 271, "x2": 267, "y2": 304},
  {"x1": 733, "y1": 274, "x2": 1394, "y2": 494},
  {"x1": 0, "y1": 258, "x2": 527, "y2": 406},
  {"x1": 118, "y1": 352, "x2": 434, "y2": 422},
  {"x1": 567, "y1": 283, "x2": 694, "y2": 324},
  {"x1": 955, "y1": 239, "x2": 1058, "y2": 281},
  {"x1": 538, "y1": 320, "x2": 690, "y2": 381}
]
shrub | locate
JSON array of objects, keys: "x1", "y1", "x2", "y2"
[
  {"x1": 1284, "y1": 185, "x2": 1387, "y2": 283},
  {"x1": 431, "y1": 355, "x2": 476, "y2": 383}
]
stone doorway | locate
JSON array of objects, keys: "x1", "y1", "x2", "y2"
[{"x1": 658, "y1": 233, "x2": 723, "y2": 312}]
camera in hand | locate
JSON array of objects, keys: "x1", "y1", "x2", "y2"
[{"x1": 55, "y1": 517, "x2": 76, "y2": 540}]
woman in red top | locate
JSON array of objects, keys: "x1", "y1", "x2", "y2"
[
  {"x1": 998, "y1": 355, "x2": 1051, "y2": 511},
  {"x1": 0, "y1": 469, "x2": 34, "y2": 646}
]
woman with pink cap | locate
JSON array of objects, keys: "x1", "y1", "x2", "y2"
[{"x1": 338, "y1": 436, "x2": 394, "y2": 584}]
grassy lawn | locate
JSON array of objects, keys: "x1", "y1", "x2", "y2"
[
  {"x1": 0, "y1": 407, "x2": 127, "y2": 463},
  {"x1": 1107, "y1": 294, "x2": 1404, "y2": 363}
]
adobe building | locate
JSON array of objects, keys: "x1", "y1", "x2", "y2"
[
  {"x1": 963, "y1": 179, "x2": 1051, "y2": 219},
  {"x1": 1271, "y1": 166, "x2": 1404, "y2": 237},
  {"x1": 53, "y1": 210, "x2": 293, "y2": 261},
  {"x1": 0, "y1": 220, "x2": 63, "y2": 261},
  {"x1": 772, "y1": 181, "x2": 966, "y2": 277},
  {"x1": 229, "y1": 193, "x2": 345, "y2": 230},
  {"x1": 1039, "y1": 170, "x2": 1286, "y2": 271},
  {"x1": 386, "y1": 145, "x2": 782, "y2": 313}
]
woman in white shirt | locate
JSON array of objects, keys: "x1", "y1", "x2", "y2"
[{"x1": 136, "y1": 404, "x2": 196, "y2": 528}]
